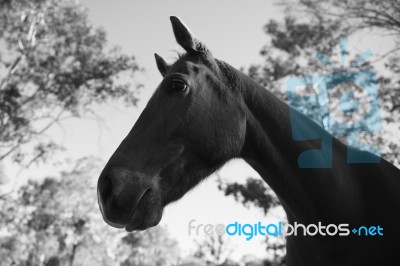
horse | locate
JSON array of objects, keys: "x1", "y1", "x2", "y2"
[{"x1": 97, "y1": 16, "x2": 400, "y2": 265}]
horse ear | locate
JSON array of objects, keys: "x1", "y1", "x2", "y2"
[
  {"x1": 170, "y1": 16, "x2": 208, "y2": 54},
  {"x1": 154, "y1": 53, "x2": 169, "y2": 77}
]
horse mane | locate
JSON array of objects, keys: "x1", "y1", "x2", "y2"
[{"x1": 215, "y1": 59, "x2": 241, "y2": 92}]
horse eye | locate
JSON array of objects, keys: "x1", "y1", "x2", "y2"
[{"x1": 171, "y1": 80, "x2": 187, "y2": 91}]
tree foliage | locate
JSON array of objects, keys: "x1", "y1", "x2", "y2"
[
  {"x1": 218, "y1": 178, "x2": 280, "y2": 215},
  {"x1": 292, "y1": 0, "x2": 400, "y2": 124},
  {"x1": 0, "y1": 158, "x2": 114, "y2": 265},
  {"x1": 118, "y1": 226, "x2": 180, "y2": 266},
  {"x1": 192, "y1": 234, "x2": 236, "y2": 266},
  {"x1": 0, "y1": 157, "x2": 183, "y2": 266},
  {"x1": 0, "y1": 0, "x2": 140, "y2": 166}
]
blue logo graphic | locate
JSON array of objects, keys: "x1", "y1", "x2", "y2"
[{"x1": 286, "y1": 39, "x2": 382, "y2": 168}]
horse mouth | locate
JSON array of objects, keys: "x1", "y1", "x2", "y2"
[{"x1": 125, "y1": 188, "x2": 161, "y2": 232}]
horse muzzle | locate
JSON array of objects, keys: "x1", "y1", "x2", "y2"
[{"x1": 97, "y1": 167, "x2": 160, "y2": 230}]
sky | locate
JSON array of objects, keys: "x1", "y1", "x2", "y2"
[{"x1": 2, "y1": 0, "x2": 399, "y2": 261}]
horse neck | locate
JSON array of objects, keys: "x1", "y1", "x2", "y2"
[{"x1": 236, "y1": 70, "x2": 350, "y2": 223}]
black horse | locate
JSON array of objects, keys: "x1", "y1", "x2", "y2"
[{"x1": 98, "y1": 17, "x2": 400, "y2": 265}]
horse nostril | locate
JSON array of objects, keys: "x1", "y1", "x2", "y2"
[
  {"x1": 99, "y1": 169, "x2": 129, "y2": 205},
  {"x1": 97, "y1": 168, "x2": 153, "y2": 227},
  {"x1": 99, "y1": 168, "x2": 138, "y2": 211},
  {"x1": 108, "y1": 170, "x2": 130, "y2": 197}
]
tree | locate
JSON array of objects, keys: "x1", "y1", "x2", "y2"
[
  {"x1": 218, "y1": 177, "x2": 280, "y2": 215},
  {"x1": 0, "y1": 0, "x2": 140, "y2": 167},
  {"x1": 0, "y1": 157, "x2": 182, "y2": 266},
  {"x1": 247, "y1": 0, "x2": 400, "y2": 164},
  {"x1": 0, "y1": 157, "x2": 116, "y2": 266},
  {"x1": 191, "y1": 234, "x2": 236, "y2": 266},
  {"x1": 291, "y1": 0, "x2": 400, "y2": 163},
  {"x1": 296, "y1": 0, "x2": 400, "y2": 35},
  {"x1": 118, "y1": 226, "x2": 181, "y2": 266}
]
